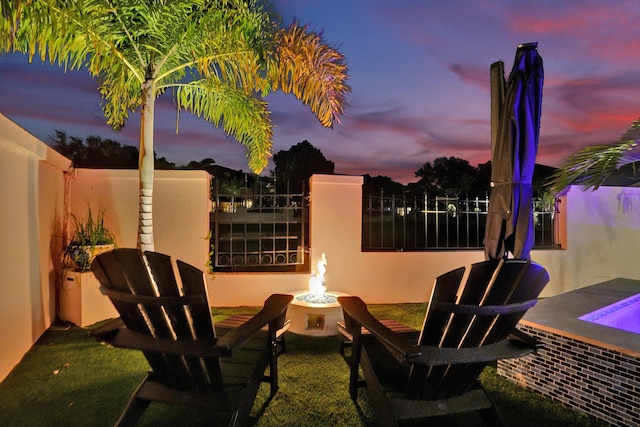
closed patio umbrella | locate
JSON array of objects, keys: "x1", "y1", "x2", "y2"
[{"x1": 484, "y1": 42, "x2": 544, "y2": 260}]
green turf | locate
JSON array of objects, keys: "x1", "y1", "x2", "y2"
[{"x1": 0, "y1": 304, "x2": 608, "y2": 426}]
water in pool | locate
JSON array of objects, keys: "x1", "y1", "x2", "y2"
[{"x1": 578, "y1": 293, "x2": 640, "y2": 334}]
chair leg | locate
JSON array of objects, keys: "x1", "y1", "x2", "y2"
[
  {"x1": 477, "y1": 385, "x2": 507, "y2": 427},
  {"x1": 478, "y1": 406, "x2": 506, "y2": 427},
  {"x1": 113, "y1": 376, "x2": 154, "y2": 426},
  {"x1": 115, "y1": 396, "x2": 150, "y2": 427},
  {"x1": 348, "y1": 338, "x2": 362, "y2": 401},
  {"x1": 339, "y1": 340, "x2": 351, "y2": 355},
  {"x1": 360, "y1": 347, "x2": 399, "y2": 427},
  {"x1": 268, "y1": 330, "x2": 280, "y2": 396},
  {"x1": 231, "y1": 366, "x2": 268, "y2": 427}
]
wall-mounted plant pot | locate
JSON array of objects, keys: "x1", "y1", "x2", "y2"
[{"x1": 67, "y1": 244, "x2": 115, "y2": 271}]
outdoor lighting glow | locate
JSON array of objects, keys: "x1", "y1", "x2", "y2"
[
  {"x1": 289, "y1": 252, "x2": 348, "y2": 335},
  {"x1": 294, "y1": 253, "x2": 337, "y2": 305},
  {"x1": 308, "y1": 253, "x2": 327, "y2": 295}
]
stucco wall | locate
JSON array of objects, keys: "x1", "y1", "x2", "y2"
[
  {"x1": 0, "y1": 113, "x2": 71, "y2": 382},
  {"x1": 306, "y1": 174, "x2": 486, "y2": 303},
  {"x1": 209, "y1": 175, "x2": 640, "y2": 306},
  {"x1": 208, "y1": 175, "x2": 486, "y2": 306},
  {"x1": 534, "y1": 185, "x2": 640, "y2": 296},
  {"x1": 69, "y1": 168, "x2": 212, "y2": 273},
  {"x1": 0, "y1": 110, "x2": 211, "y2": 381}
]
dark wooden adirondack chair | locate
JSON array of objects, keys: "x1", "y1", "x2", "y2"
[
  {"x1": 90, "y1": 248, "x2": 292, "y2": 427},
  {"x1": 338, "y1": 259, "x2": 549, "y2": 426}
]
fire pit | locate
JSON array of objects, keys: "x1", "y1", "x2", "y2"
[
  {"x1": 287, "y1": 253, "x2": 349, "y2": 336},
  {"x1": 287, "y1": 291, "x2": 348, "y2": 336}
]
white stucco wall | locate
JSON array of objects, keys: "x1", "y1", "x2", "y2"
[
  {"x1": 0, "y1": 113, "x2": 71, "y2": 382},
  {"x1": 534, "y1": 185, "x2": 640, "y2": 296},
  {"x1": 69, "y1": 168, "x2": 212, "y2": 272},
  {"x1": 0, "y1": 124, "x2": 211, "y2": 382},
  {"x1": 208, "y1": 175, "x2": 485, "y2": 306},
  {"x1": 209, "y1": 176, "x2": 640, "y2": 306},
  {"x1": 306, "y1": 174, "x2": 486, "y2": 303}
]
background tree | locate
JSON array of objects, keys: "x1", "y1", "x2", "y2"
[
  {"x1": 415, "y1": 156, "x2": 478, "y2": 197},
  {"x1": 154, "y1": 156, "x2": 177, "y2": 170},
  {"x1": 532, "y1": 164, "x2": 556, "y2": 200},
  {"x1": 273, "y1": 140, "x2": 335, "y2": 193},
  {"x1": 362, "y1": 175, "x2": 406, "y2": 197},
  {"x1": 49, "y1": 130, "x2": 87, "y2": 165},
  {"x1": 2, "y1": 0, "x2": 350, "y2": 251},
  {"x1": 50, "y1": 130, "x2": 171, "y2": 169},
  {"x1": 474, "y1": 161, "x2": 492, "y2": 197},
  {"x1": 185, "y1": 158, "x2": 216, "y2": 171},
  {"x1": 84, "y1": 135, "x2": 139, "y2": 169}
]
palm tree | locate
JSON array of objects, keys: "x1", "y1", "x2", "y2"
[
  {"x1": 548, "y1": 119, "x2": 640, "y2": 194},
  {"x1": 1, "y1": 0, "x2": 350, "y2": 251}
]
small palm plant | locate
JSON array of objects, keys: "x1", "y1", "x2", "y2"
[
  {"x1": 548, "y1": 118, "x2": 640, "y2": 194},
  {"x1": 66, "y1": 207, "x2": 116, "y2": 271}
]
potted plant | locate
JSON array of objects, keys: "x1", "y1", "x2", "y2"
[{"x1": 65, "y1": 206, "x2": 116, "y2": 271}]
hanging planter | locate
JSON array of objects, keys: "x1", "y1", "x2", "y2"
[{"x1": 65, "y1": 206, "x2": 116, "y2": 271}]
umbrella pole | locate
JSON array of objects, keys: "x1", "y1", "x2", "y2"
[{"x1": 490, "y1": 61, "x2": 505, "y2": 160}]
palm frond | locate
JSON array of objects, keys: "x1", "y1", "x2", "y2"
[
  {"x1": 0, "y1": 0, "x2": 22, "y2": 51},
  {"x1": 4, "y1": 1, "x2": 148, "y2": 127},
  {"x1": 157, "y1": 1, "x2": 269, "y2": 89},
  {"x1": 98, "y1": 61, "x2": 143, "y2": 130},
  {"x1": 269, "y1": 21, "x2": 350, "y2": 128},
  {"x1": 176, "y1": 80, "x2": 273, "y2": 173},
  {"x1": 617, "y1": 118, "x2": 640, "y2": 164},
  {"x1": 547, "y1": 117, "x2": 640, "y2": 194}
]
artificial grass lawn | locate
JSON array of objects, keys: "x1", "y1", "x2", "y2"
[{"x1": 0, "y1": 304, "x2": 608, "y2": 427}]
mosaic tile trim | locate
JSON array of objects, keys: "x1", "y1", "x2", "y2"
[
  {"x1": 578, "y1": 293, "x2": 640, "y2": 322},
  {"x1": 497, "y1": 324, "x2": 640, "y2": 427}
]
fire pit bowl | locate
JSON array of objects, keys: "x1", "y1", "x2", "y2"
[{"x1": 287, "y1": 291, "x2": 349, "y2": 336}]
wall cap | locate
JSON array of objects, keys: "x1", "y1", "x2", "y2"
[{"x1": 310, "y1": 174, "x2": 363, "y2": 185}]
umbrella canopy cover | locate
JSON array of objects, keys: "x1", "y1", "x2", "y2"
[{"x1": 484, "y1": 42, "x2": 544, "y2": 260}]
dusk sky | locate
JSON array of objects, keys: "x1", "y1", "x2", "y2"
[{"x1": 2, "y1": 1, "x2": 640, "y2": 184}]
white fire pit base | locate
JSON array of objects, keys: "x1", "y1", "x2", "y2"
[{"x1": 287, "y1": 291, "x2": 349, "y2": 336}]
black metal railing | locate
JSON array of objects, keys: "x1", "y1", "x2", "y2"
[
  {"x1": 362, "y1": 193, "x2": 558, "y2": 251},
  {"x1": 211, "y1": 191, "x2": 308, "y2": 272}
]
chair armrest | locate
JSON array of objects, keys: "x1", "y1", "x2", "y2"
[
  {"x1": 407, "y1": 337, "x2": 538, "y2": 366},
  {"x1": 92, "y1": 327, "x2": 221, "y2": 357},
  {"x1": 508, "y1": 327, "x2": 544, "y2": 349},
  {"x1": 338, "y1": 296, "x2": 420, "y2": 362},
  {"x1": 215, "y1": 294, "x2": 293, "y2": 354}
]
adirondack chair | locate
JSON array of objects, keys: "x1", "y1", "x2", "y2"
[
  {"x1": 338, "y1": 259, "x2": 549, "y2": 426},
  {"x1": 90, "y1": 248, "x2": 292, "y2": 427}
]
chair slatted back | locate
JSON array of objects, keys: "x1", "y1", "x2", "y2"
[
  {"x1": 91, "y1": 249, "x2": 223, "y2": 394},
  {"x1": 409, "y1": 259, "x2": 549, "y2": 400}
]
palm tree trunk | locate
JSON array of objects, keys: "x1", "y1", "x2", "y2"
[{"x1": 138, "y1": 79, "x2": 155, "y2": 252}]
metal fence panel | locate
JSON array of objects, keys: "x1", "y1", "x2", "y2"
[
  {"x1": 212, "y1": 192, "x2": 308, "y2": 271},
  {"x1": 362, "y1": 193, "x2": 557, "y2": 251}
]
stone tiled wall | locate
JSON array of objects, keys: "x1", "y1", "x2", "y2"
[{"x1": 497, "y1": 324, "x2": 640, "y2": 427}]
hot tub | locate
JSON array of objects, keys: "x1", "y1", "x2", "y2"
[{"x1": 497, "y1": 278, "x2": 640, "y2": 427}]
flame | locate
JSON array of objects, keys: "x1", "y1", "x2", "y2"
[{"x1": 309, "y1": 253, "x2": 327, "y2": 295}]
